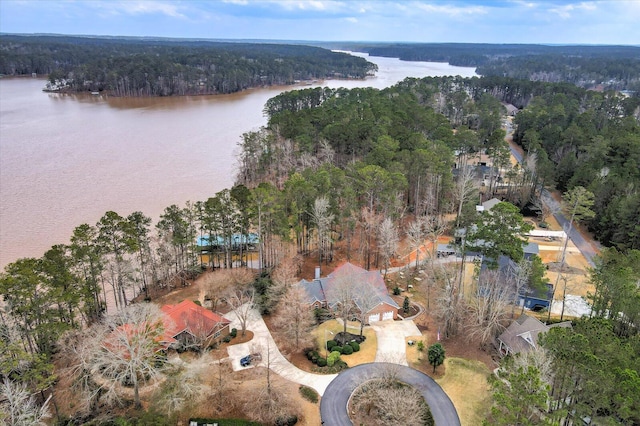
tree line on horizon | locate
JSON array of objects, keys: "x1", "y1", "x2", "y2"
[
  {"x1": 321, "y1": 42, "x2": 640, "y2": 92},
  {"x1": 0, "y1": 35, "x2": 377, "y2": 96}
]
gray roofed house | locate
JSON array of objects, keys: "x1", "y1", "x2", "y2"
[
  {"x1": 505, "y1": 103, "x2": 519, "y2": 116},
  {"x1": 481, "y1": 197, "x2": 502, "y2": 211},
  {"x1": 297, "y1": 262, "x2": 400, "y2": 323},
  {"x1": 496, "y1": 314, "x2": 572, "y2": 356},
  {"x1": 523, "y1": 242, "x2": 540, "y2": 259}
]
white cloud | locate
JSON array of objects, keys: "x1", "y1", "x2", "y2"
[
  {"x1": 412, "y1": 1, "x2": 488, "y2": 16},
  {"x1": 548, "y1": 2, "x2": 597, "y2": 19},
  {"x1": 274, "y1": 0, "x2": 347, "y2": 12},
  {"x1": 90, "y1": 1, "x2": 188, "y2": 19},
  {"x1": 345, "y1": 16, "x2": 358, "y2": 23}
]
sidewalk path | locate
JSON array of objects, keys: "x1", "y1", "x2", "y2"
[{"x1": 224, "y1": 305, "x2": 337, "y2": 396}]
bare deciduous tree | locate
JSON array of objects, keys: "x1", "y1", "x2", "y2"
[
  {"x1": 510, "y1": 259, "x2": 532, "y2": 317},
  {"x1": 423, "y1": 214, "x2": 447, "y2": 309},
  {"x1": 353, "y1": 281, "x2": 384, "y2": 337},
  {"x1": 203, "y1": 268, "x2": 255, "y2": 312},
  {"x1": 512, "y1": 347, "x2": 554, "y2": 387},
  {"x1": 378, "y1": 216, "x2": 399, "y2": 278},
  {"x1": 267, "y1": 257, "x2": 301, "y2": 309},
  {"x1": 453, "y1": 165, "x2": 478, "y2": 229},
  {"x1": 0, "y1": 379, "x2": 51, "y2": 426},
  {"x1": 210, "y1": 359, "x2": 232, "y2": 413},
  {"x1": 201, "y1": 271, "x2": 233, "y2": 312},
  {"x1": 311, "y1": 196, "x2": 334, "y2": 266},
  {"x1": 154, "y1": 355, "x2": 207, "y2": 415},
  {"x1": 273, "y1": 286, "x2": 315, "y2": 351},
  {"x1": 226, "y1": 286, "x2": 255, "y2": 337},
  {"x1": 406, "y1": 217, "x2": 426, "y2": 271},
  {"x1": 467, "y1": 270, "x2": 512, "y2": 347},
  {"x1": 67, "y1": 303, "x2": 168, "y2": 409},
  {"x1": 326, "y1": 274, "x2": 356, "y2": 334},
  {"x1": 360, "y1": 207, "x2": 381, "y2": 270},
  {"x1": 433, "y1": 265, "x2": 465, "y2": 339},
  {"x1": 242, "y1": 340, "x2": 300, "y2": 425},
  {"x1": 532, "y1": 196, "x2": 555, "y2": 224}
]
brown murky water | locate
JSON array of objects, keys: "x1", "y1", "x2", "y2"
[{"x1": 0, "y1": 53, "x2": 476, "y2": 267}]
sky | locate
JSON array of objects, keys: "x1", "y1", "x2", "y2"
[{"x1": 0, "y1": 0, "x2": 639, "y2": 45}]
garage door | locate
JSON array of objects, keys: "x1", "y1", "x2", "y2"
[
  {"x1": 368, "y1": 313, "x2": 380, "y2": 323},
  {"x1": 382, "y1": 311, "x2": 394, "y2": 321}
]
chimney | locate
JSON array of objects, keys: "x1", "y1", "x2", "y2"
[{"x1": 315, "y1": 266, "x2": 321, "y2": 280}]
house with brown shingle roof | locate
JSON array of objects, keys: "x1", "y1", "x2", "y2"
[
  {"x1": 496, "y1": 314, "x2": 572, "y2": 357},
  {"x1": 161, "y1": 300, "x2": 231, "y2": 350},
  {"x1": 297, "y1": 262, "x2": 399, "y2": 323}
]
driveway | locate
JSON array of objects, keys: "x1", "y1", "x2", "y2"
[
  {"x1": 224, "y1": 305, "x2": 337, "y2": 396},
  {"x1": 370, "y1": 319, "x2": 421, "y2": 365},
  {"x1": 320, "y1": 363, "x2": 461, "y2": 426}
]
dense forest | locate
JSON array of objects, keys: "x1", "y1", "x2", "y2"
[
  {"x1": 320, "y1": 42, "x2": 640, "y2": 92},
  {"x1": 0, "y1": 35, "x2": 377, "y2": 96},
  {"x1": 247, "y1": 76, "x2": 640, "y2": 251}
]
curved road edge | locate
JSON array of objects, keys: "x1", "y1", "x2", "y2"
[{"x1": 320, "y1": 362, "x2": 461, "y2": 426}]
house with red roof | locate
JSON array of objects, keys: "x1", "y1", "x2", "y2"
[
  {"x1": 161, "y1": 300, "x2": 231, "y2": 350},
  {"x1": 297, "y1": 262, "x2": 399, "y2": 324}
]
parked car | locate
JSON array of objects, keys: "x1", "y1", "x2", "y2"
[
  {"x1": 240, "y1": 355, "x2": 252, "y2": 367},
  {"x1": 240, "y1": 353, "x2": 262, "y2": 367}
]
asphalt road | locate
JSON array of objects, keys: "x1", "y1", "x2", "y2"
[
  {"x1": 507, "y1": 138, "x2": 598, "y2": 267},
  {"x1": 320, "y1": 363, "x2": 461, "y2": 426}
]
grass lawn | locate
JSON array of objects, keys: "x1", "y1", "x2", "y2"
[
  {"x1": 437, "y1": 357, "x2": 492, "y2": 426},
  {"x1": 313, "y1": 320, "x2": 377, "y2": 366},
  {"x1": 405, "y1": 335, "x2": 429, "y2": 368}
]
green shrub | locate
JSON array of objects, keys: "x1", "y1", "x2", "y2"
[
  {"x1": 222, "y1": 335, "x2": 232, "y2": 343},
  {"x1": 326, "y1": 340, "x2": 337, "y2": 350},
  {"x1": 335, "y1": 360, "x2": 348, "y2": 369},
  {"x1": 393, "y1": 286, "x2": 401, "y2": 295},
  {"x1": 316, "y1": 357, "x2": 327, "y2": 367},
  {"x1": 327, "y1": 351, "x2": 341, "y2": 367},
  {"x1": 417, "y1": 340, "x2": 425, "y2": 352},
  {"x1": 311, "y1": 355, "x2": 318, "y2": 364},
  {"x1": 193, "y1": 300, "x2": 202, "y2": 306},
  {"x1": 275, "y1": 415, "x2": 298, "y2": 426},
  {"x1": 349, "y1": 341, "x2": 360, "y2": 352},
  {"x1": 333, "y1": 345, "x2": 343, "y2": 354},
  {"x1": 342, "y1": 344, "x2": 353, "y2": 355},
  {"x1": 230, "y1": 328, "x2": 237, "y2": 338},
  {"x1": 299, "y1": 385, "x2": 319, "y2": 403}
]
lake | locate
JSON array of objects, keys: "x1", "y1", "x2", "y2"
[{"x1": 0, "y1": 52, "x2": 476, "y2": 267}]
